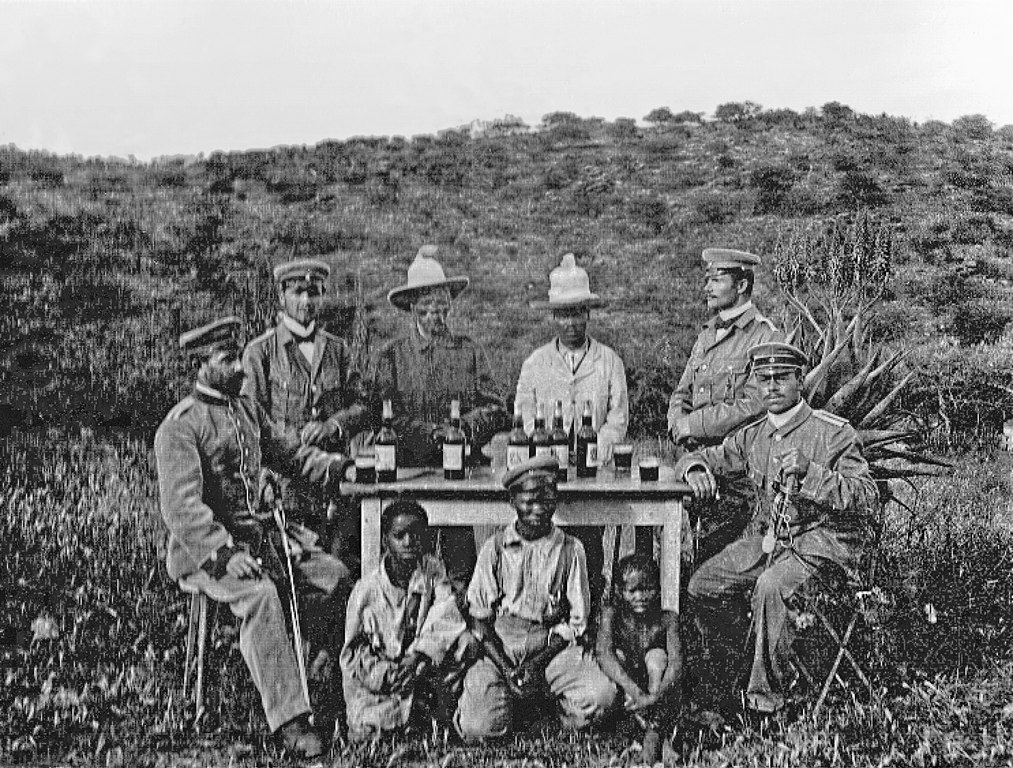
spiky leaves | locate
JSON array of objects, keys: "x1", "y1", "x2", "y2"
[{"x1": 771, "y1": 213, "x2": 951, "y2": 497}]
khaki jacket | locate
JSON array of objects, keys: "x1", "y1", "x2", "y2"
[
  {"x1": 668, "y1": 304, "x2": 782, "y2": 445},
  {"x1": 153, "y1": 387, "x2": 337, "y2": 580},
  {"x1": 676, "y1": 402, "x2": 878, "y2": 538},
  {"x1": 242, "y1": 316, "x2": 367, "y2": 444}
]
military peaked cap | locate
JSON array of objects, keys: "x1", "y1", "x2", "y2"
[
  {"x1": 502, "y1": 455, "x2": 559, "y2": 491},
  {"x1": 749, "y1": 341, "x2": 809, "y2": 372},
  {"x1": 273, "y1": 258, "x2": 331, "y2": 285},
  {"x1": 703, "y1": 248, "x2": 761, "y2": 271},
  {"x1": 178, "y1": 316, "x2": 243, "y2": 354}
]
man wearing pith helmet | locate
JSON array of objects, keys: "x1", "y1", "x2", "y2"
[
  {"x1": 154, "y1": 317, "x2": 353, "y2": 757},
  {"x1": 675, "y1": 341, "x2": 876, "y2": 721},
  {"x1": 515, "y1": 252, "x2": 629, "y2": 604},
  {"x1": 455, "y1": 455, "x2": 617, "y2": 740},
  {"x1": 668, "y1": 248, "x2": 783, "y2": 565},
  {"x1": 373, "y1": 245, "x2": 509, "y2": 588}
]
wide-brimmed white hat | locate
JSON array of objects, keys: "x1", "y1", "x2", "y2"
[
  {"x1": 387, "y1": 245, "x2": 470, "y2": 311},
  {"x1": 530, "y1": 253, "x2": 604, "y2": 310}
]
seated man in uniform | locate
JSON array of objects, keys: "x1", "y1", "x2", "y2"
[
  {"x1": 676, "y1": 342, "x2": 877, "y2": 721},
  {"x1": 154, "y1": 317, "x2": 351, "y2": 757}
]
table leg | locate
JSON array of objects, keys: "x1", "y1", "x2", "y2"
[
  {"x1": 661, "y1": 498, "x2": 683, "y2": 613},
  {"x1": 360, "y1": 497, "x2": 383, "y2": 571}
]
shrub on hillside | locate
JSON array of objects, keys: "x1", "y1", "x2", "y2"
[
  {"x1": 688, "y1": 188, "x2": 744, "y2": 224},
  {"x1": 750, "y1": 164, "x2": 797, "y2": 214},
  {"x1": 951, "y1": 298, "x2": 1011, "y2": 346},
  {"x1": 838, "y1": 170, "x2": 889, "y2": 208}
]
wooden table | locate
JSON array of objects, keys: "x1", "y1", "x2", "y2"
[{"x1": 340, "y1": 466, "x2": 692, "y2": 611}]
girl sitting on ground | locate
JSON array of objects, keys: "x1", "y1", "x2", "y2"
[
  {"x1": 340, "y1": 498, "x2": 470, "y2": 741},
  {"x1": 596, "y1": 554, "x2": 682, "y2": 763}
]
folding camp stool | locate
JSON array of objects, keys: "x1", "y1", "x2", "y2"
[
  {"x1": 790, "y1": 517, "x2": 888, "y2": 718},
  {"x1": 180, "y1": 580, "x2": 213, "y2": 724}
]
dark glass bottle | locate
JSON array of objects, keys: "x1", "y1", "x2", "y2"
[
  {"x1": 531, "y1": 400, "x2": 552, "y2": 459},
  {"x1": 375, "y1": 399, "x2": 398, "y2": 483},
  {"x1": 443, "y1": 399, "x2": 466, "y2": 480},
  {"x1": 575, "y1": 399, "x2": 598, "y2": 478},
  {"x1": 506, "y1": 400, "x2": 530, "y2": 471},
  {"x1": 550, "y1": 399, "x2": 569, "y2": 483}
]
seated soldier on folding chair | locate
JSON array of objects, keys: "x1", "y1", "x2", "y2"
[
  {"x1": 674, "y1": 342, "x2": 878, "y2": 724},
  {"x1": 155, "y1": 317, "x2": 352, "y2": 759}
]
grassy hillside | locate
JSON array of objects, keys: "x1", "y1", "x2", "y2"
[
  {"x1": 4, "y1": 104, "x2": 1013, "y2": 765},
  {"x1": 4, "y1": 104, "x2": 1013, "y2": 441}
]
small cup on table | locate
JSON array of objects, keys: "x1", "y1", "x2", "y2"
[
  {"x1": 354, "y1": 452, "x2": 377, "y2": 484},
  {"x1": 638, "y1": 456, "x2": 660, "y2": 482},
  {"x1": 613, "y1": 442, "x2": 634, "y2": 475}
]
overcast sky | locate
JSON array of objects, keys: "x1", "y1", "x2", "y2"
[{"x1": 2, "y1": 0, "x2": 1011, "y2": 160}]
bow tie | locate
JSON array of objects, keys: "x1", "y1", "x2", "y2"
[
  {"x1": 714, "y1": 316, "x2": 736, "y2": 331},
  {"x1": 291, "y1": 329, "x2": 315, "y2": 343}
]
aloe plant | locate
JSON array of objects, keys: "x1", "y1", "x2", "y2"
[{"x1": 771, "y1": 213, "x2": 951, "y2": 501}]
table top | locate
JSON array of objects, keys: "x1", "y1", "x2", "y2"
[{"x1": 340, "y1": 465, "x2": 691, "y2": 499}]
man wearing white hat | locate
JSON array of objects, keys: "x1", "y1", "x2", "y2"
[
  {"x1": 514, "y1": 252, "x2": 629, "y2": 604},
  {"x1": 374, "y1": 245, "x2": 509, "y2": 587},
  {"x1": 668, "y1": 248, "x2": 783, "y2": 565}
]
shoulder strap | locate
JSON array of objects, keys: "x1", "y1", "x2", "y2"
[{"x1": 549, "y1": 533, "x2": 575, "y2": 599}]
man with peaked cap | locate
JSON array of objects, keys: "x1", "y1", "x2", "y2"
[
  {"x1": 243, "y1": 258, "x2": 368, "y2": 552},
  {"x1": 668, "y1": 248, "x2": 784, "y2": 566},
  {"x1": 154, "y1": 316, "x2": 353, "y2": 757},
  {"x1": 243, "y1": 258, "x2": 367, "y2": 451},
  {"x1": 455, "y1": 455, "x2": 617, "y2": 741},
  {"x1": 373, "y1": 245, "x2": 509, "y2": 589},
  {"x1": 515, "y1": 252, "x2": 629, "y2": 605},
  {"x1": 674, "y1": 342, "x2": 877, "y2": 720}
]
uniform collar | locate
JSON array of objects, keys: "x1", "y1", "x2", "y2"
[
  {"x1": 501, "y1": 519, "x2": 562, "y2": 547},
  {"x1": 706, "y1": 301, "x2": 756, "y2": 329},
  {"x1": 193, "y1": 382, "x2": 230, "y2": 405},
  {"x1": 765, "y1": 400, "x2": 812, "y2": 438}
]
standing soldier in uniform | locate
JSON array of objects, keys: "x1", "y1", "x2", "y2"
[
  {"x1": 155, "y1": 317, "x2": 352, "y2": 757},
  {"x1": 668, "y1": 248, "x2": 783, "y2": 564},
  {"x1": 374, "y1": 245, "x2": 509, "y2": 590},
  {"x1": 243, "y1": 258, "x2": 367, "y2": 545},
  {"x1": 676, "y1": 342, "x2": 877, "y2": 719}
]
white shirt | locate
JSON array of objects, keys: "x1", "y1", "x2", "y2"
[{"x1": 280, "y1": 314, "x2": 316, "y2": 366}]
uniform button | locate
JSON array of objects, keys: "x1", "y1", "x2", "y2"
[
  {"x1": 701, "y1": 364, "x2": 708, "y2": 371},
  {"x1": 311, "y1": 385, "x2": 317, "y2": 393},
  {"x1": 774, "y1": 435, "x2": 782, "y2": 442}
]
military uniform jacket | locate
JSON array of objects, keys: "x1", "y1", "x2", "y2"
[
  {"x1": 675, "y1": 402, "x2": 878, "y2": 537},
  {"x1": 372, "y1": 329, "x2": 508, "y2": 466},
  {"x1": 667, "y1": 304, "x2": 782, "y2": 445},
  {"x1": 242, "y1": 316, "x2": 367, "y2": 444},
  {"x1": 154, "y1": 386, "x2": 337, "y2": 581}
]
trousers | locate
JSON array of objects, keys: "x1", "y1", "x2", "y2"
[
  {"x1": 688, "y1": 527, "x2": 859, "y2": 712},
  {"x1": 454, "y1": 615, "x2": 617, "y2": 740},
  {"x1": 181, "y1": 550, "x2": 349, "y2": 731}
]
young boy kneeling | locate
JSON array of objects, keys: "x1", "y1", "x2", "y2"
[
  {"x1": 341, "y1": 499, "x2": 470, "y2": 740},
  {"x1": 455, "y1": 456, "x2": 617, "y2": 741}
]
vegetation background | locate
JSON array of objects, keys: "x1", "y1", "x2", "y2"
[{"x1": 3, "y1": 102, "x2": 1013, "y2": 766}]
